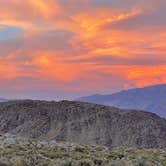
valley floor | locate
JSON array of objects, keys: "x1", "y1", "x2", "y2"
[{"x1": 0, "y1": 136, "x2": 166, "y2": 166}]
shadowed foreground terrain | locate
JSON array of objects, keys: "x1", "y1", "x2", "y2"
[
  {"x1": 0, "y1": 100, "x2": 166, "y2": 148},
  {"x1": 0, "y1": 135, "x2": 166, "y2": 166}
]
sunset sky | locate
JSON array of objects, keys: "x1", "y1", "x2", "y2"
[{"x1": 0, "y1": 0, "x2": 166, "y2": 100}]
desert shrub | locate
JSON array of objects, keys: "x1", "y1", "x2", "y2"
[
  {"x1": 136, "y1": 158, "x2": 148, "y2": 166},
  {"x1": 63, "y1": 161, "x2": 73, "y2": 166},
  {"x1": 74, "y1": 146, "x2": 89, "y2": 154},
  {"x1": 93, "y1": 159, "x2": 103, "y2": 166},
  {"x1": 162, "y1": 161, "x2": 166, "y2": 166},
  {"x1": 13, "y1": 159, "x2": 27, "y2": 166},
  {"x1": 0, "y1": 162, "x2": 10, "y2": 166},
  {"x1": 80, "y1": 159, "x2": 93, "y2": 166},
  {"x1": 107, "y1": 152, "x2": 119, "y2": 160}
]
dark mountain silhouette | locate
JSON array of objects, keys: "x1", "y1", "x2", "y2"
[
  {"x1": 77, "y1": 84, "x2": 166, "y2": 118},
  {"x1": 0, "y1": 100, "x2": 166, "y2": 148}
]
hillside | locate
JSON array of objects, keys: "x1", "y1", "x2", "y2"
[
  {"x1": 77, "y1": 84, "x2": 166, "y2": 117},
  {"x1": 0, "y1": 100, "x2": 166, "y2": 148}
]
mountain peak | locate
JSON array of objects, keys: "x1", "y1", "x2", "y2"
[{"x1": 78, "y1": 84, "x2": 166, "y2": 118}]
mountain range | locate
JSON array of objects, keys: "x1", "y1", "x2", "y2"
[
  {"x1": 77, "y1": 84, "x2": 166, "y2": 118},
  {"x1": 0, "y1": 98, "x2": 8, "y2": 102},
  {"x1": 0, "y1": 100, "x2": 166, "y2": 148}
]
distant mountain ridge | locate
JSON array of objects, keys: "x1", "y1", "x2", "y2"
[
  {"x1": 0, "y1": 100, "x2": 166, "y2": 148},
  {"x1": 0, "y1": 98, "x2": 8, "y2": 102},
  {"x1": 77, "y1": 84, "x2": 166, "y2": 118}
]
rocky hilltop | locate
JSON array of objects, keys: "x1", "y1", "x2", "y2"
[{"x1": 0, "y1": 100, "x2": 166, "y2": 148}]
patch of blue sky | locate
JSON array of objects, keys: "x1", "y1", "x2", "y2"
[{"x1": 0, "y1": 25, "x2": 23, "y2": 41}]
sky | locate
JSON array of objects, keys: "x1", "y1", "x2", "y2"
[{"x1": 0, "y1": 0, "x2": 166, "y2": 100}]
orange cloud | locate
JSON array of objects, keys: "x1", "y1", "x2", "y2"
[
  {"x1": 96, "y1": 64, "x2": 166, "y2": 89},
  {"x1": 125, "y1": 65, "x2": 166, "y2": 87},
  {"x1": 32, "y1": 52, "x2": 80, "y2": 82},
  {"x1": 0, "y1": 0, "x2": 166, "y2": 98},
  {"x1": 0, "y1": 0, "x2": 60, "y2": 30}
]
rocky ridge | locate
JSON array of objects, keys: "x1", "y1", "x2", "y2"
[{"x1": 0, "y1": 100, "x2": 166, "y2": 148}]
